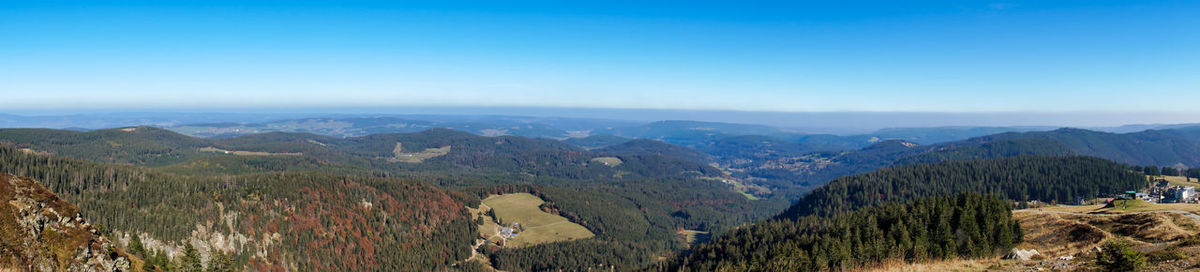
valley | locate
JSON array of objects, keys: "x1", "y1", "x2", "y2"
[
  {"x1": 7, "y1": 2, "x2": 1197, "y2": 270},
  {"x1": 3, "y1": 122, "x2": 1200, "y2": 271}
]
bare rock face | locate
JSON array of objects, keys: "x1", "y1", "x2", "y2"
[{"x1": 0, "y1": 173, "x2": 132, "y2": 272}]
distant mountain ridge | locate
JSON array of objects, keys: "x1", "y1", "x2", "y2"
[
  {"x1": 0, "y1": 126, "x2": 723, "y2": 181},
  {"x1": 158, "y1": 116, "x2": 1068, "y2": 152},
  {"x1": 914, "y1": 127, "x2": 1200, "y2": 168}
]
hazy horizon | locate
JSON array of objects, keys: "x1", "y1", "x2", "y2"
[
  {"x1": 3, "y1": 107, "x2": 1199, "y2": 134},
  {"x1": 4, "y1": 1, "x2": 1199, "y2": 113}
]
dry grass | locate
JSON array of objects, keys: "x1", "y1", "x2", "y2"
[
  {"x1": 1012, "y1": 211, "x2": 1111, "y2": 256},
  {"x1": 1153, "y1": 175, "x2": 1200, "y2": 187},
  {"x1": 869, "y1": 258, "x2": 1009, "y2": 272},
  {"x1": 677, "y1": 229, "x2": 710, "y2": 248},
  {"x1": 0, "y1": 174, "x2": 139, "y2": 271},
  {"x1": 1027, "y1": 200, "x2": 1200, "y2": 214},
  {"x1": 1014, "y1": 209, "x2": 1200, "y2": 251},
  {"x1": 1082, "y1": 213, "x2": 1196, "y2": 242},
  {"x1": 468, "y1": 204, "x2": 502, "y2": 240},
  {"x1": 888, "y1": 206, "x2": 1200, "y2": 272}
]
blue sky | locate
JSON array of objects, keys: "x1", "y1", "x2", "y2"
[{"x1": 2, "y1": 0, "x2": 1198, "y2": 113}]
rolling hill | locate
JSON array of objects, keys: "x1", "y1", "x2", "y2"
[
  {"x1": 663, "y1": 155, "x2": 1146, "y2": 271},
  {"x1": 561, "y1": 134, "x2": 631, "y2": 149},
  {"x1": 910, "y1": 127, "x2": 1200, "y2": 168},
  {"x1": 596, "y1": 139, "x2": 712, "y2": 164},
  {"x1": 0, "y1": 127, "x2": 775, "y2": 271},
  {"x1": 0, "y1": 144, "x2": 478, "y2": 271}
]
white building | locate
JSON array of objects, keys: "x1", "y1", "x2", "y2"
[{"x1": 1178, "y1": 186, "x2": 1196, "y2": 202}]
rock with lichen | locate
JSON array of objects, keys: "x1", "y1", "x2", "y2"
[{"x1": 0, "y1": 173, "x2": 132, "y2": 272}]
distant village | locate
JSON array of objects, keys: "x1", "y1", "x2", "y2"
[
  {"x1": 1056, "y1": 174, "x2": 1200, "y2": 206},
  {"x1": 1138, "y1": 178, "x2": 1197, "y2": 204}
]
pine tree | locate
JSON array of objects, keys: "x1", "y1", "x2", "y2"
[
  {"x1": 208, "y1": 249, "x2": 236, "y2": 272},
  {"x1": 1097, "y1": 239, "x2": 1146, "y2": 272},
  {"x1": 180, "y1": 243, "x2": 202, "y2": 272},
  {"x1": 128, "y1": 233, "x2": 146, "y2": 258}
]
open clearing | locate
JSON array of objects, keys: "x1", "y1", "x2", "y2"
[
  {"x1": 480, "y1": 193, "x2": 594, "y2": 247},
  {"x1": 198, "y1": 147, "x2": 301, "y2": 156},
  {"x1": 389, "y1": 142, "x2": 451, "y2": 163},
  {"x1": 590, "y1": 156, "x2": 623, "y2": 167},
  {"x1": 677, "y1": 229, "x2": 710, "y2": 248}
]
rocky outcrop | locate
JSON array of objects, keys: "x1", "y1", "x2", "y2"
[
  {"x1": 1004, "y1": 248, "x2": 1041, "y2": 261},
  {"x1": 0, "y1": 173, "x2": 132, "y2": 271}
]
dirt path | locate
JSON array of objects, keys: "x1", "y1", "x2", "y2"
[{"x1": 1016, "y1": 209, "x2": 1200, "y2": 223}]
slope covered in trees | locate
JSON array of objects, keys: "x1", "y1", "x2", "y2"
[
  {"x1": 731, "y1": 126, "x2": 1200, "y2": 202},
  {"x1": 0, "y1": 127, "x2": 724, "y2": 181},
  {"x1": 913, "y1": 128, "x2": 1200, "y2": 168},
  {"x1": 0, "y1": 128, "x2": 773, "y2": 270},
  {"x1": 0, "y1": 127, "x2": 207, "y2": 166},
  {"x1": 662, "y1": 193, "x2": 1021, "y2": 271},
  {"x1": 780, "y1": 156, "x2": 1145, "y2": 219},
  {"x1": 596, "y1": 139, "x2": 712, "y2": 163},
  {"x1": 561, "y1": 134, "x2": 631, "y2": 149},
  {"x1": 661, "y1": 155, "x2": 1145, "y2": 271},
  {"x1": 461, "y1": 175, "x2": 778, "y2": 271},
  {"x1": 0, "y1": 145, "x2": 478, "y2": 271}
]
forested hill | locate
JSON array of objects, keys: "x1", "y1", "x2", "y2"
[
  {"x1": 561, "y1": 134, "x2": 632, "y2": 149},
  {"x1": 909, "y1": 128, "x2": 1200, "y2": 168},
  {"x1": 661, "y1": 156, "x2": 1141, "y2": 271},
  {"x1": 661, "y1": 193, "x2": 1021, "y2": 271},
  {"x1": 0, "y1": 127, "x2": 724, "y2": 180},
  {"x1": 0, "y1": 127, "x2": 207, "y2": 166},
  {"x1": 0, "y1": 145, "x2": 478, "y2": 271},
  {"x1": 0, "y1": 128, "x2": 773, "y2": 271},
  {"x1": 596, "y1": 139, "x2": 712, "y2": 163},
  {"x1": 778, "y1": 156, "x2": 1145, "y2": 219}
]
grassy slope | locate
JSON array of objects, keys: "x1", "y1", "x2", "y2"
[{"x1": 481, "y1": 193, "x2": 594, "y2": 247}]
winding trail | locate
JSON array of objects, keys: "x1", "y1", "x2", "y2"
[{"x1": 1015, "y1": 209, "x2": 1200, "y2": 223}]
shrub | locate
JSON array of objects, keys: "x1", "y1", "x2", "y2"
[{"x1": 1096, "y1": 239, "x2": 1147, "y2": 272}]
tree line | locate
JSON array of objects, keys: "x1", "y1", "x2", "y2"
[
  {"x1": 780, "y1": 156, "x2": 1146, "y2": 219},
  {"x1": 660, "y1": 193, "x2": 1021, "y2": 271}
]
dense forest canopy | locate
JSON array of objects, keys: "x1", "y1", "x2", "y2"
[
  {"x1": 0, "y1": 124, "x2": 1189, "y2": 271},
  {"x1": 662, "y1": 193, "x2": 1021, "y2": 271},
  {"x1": 0, "y1": 145, "x2": 477, "y2": 270},
  {"x1": 663, "y1": 155, "x2": 1147, "y2": 271},
  {"x1": 0, "y1": 127, "x2": 780, "y2": 271},
  {"x1": 780, "y1": 156, "x2": 1146, "y2": 219}
]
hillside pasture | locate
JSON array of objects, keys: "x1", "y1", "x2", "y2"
[
  {"x1": 590, "y1": 156, "x2": 623, "y2": 167},
  {"x1": 480, "y1": 193, "x2": 594, "y2": 247},
  {"x1": 198, "y1": 147, "x2": 300, "y2": 156},
  {"x1": 389, "y1": 142, "x2": 451, "y2": 163}
]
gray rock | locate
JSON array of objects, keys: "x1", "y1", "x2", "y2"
[{"x1": 1004, "y1": 248, "x2": 1041, "y2": 261}]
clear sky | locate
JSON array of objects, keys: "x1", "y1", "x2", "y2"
[{"x1": 2, "y1": 0, "x2": 1198, "y2": 113}]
